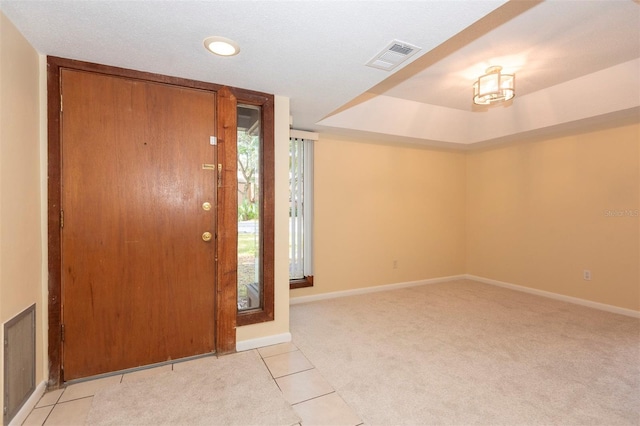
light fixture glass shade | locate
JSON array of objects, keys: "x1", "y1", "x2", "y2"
[
  {"x1": 203, "y1": 36, "x2": 240, "y2": 56},
  {"x1": 473, "y1": 66, "x2": 515, "y2": 105}
]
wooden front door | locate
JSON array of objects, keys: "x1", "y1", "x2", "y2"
[{"x1": 60, "y1": 69, "x2": 217, "y2": 380}]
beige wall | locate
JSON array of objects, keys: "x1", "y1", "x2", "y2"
[
  {"x1": 292, "y1": 137, "x2": 467, "y2": 297},
  {"x1": 292, "y1": 124, "x2": 639, "y2": 313},
  {"x1": 466, "y1": 124, "x2": 639, "y2": 311},
  {"x1": 0, "y1": 11, "x2": 46, "y2": 407}
]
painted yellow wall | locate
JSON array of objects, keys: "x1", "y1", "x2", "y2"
[
  {"x1": 0, "y1": 10, "x2": 45, "y2": 408},
  {"x1": 292, "y1": 124, "x2": 638, "y2": 313},
  {"x1": 236, "y1": 95, "x2": 290, "y2": 342},
  {"x1": 292, "y1": 137, "x2": 467, "y2": 297},
  {"x1": 466, "y1": 124, "x2": 640, "y2": 311}
]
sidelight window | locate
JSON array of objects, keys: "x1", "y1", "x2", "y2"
[
  {"x1": 234, "y1": 95, "x2": 274, "y2": 327},
  {"x1": 237, "y1": 104, "x2": 261, "y2": 311}
]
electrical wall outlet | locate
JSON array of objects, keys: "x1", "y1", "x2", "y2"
[{"x1": 583, "y1": 270, "x2": 591, "y2": 281}]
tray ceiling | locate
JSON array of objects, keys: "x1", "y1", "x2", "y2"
[{"x1": 1, "y1": 0, "x2": 638, "y2": 147}]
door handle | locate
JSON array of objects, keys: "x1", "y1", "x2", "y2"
[{"x1": 202, "y1": 232, "x2": 212, "y2": 242}]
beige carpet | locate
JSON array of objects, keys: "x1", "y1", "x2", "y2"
[
  {"x1": 290, "y1": 279, "x2": 640, "y2": 425},
  {"x1": 87, "y1": 350, "x2": 300, "y2": 426}
]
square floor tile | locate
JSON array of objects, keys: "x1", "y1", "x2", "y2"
[
  {"x1": 263, "y1": 350, "x2": 313, "y2": 378},
  {"x1": 293, "y1": 392, "x2": 362, "y2": 426},
  {"x1": 58, "y1": 374, "x2": 122, "y2": 403},
  {"x1": 172, "y1": 355, "x2": 218, "y2": 372},
  {"x1": 44, "y1": 397, "x2": 93, "y2": 426},
  {"x1": 258, "y1": 342, "x2": 298, "y2": 358},
  {"x1": 121, "y1": 364, "x2": 172, "y2": 382},
  {"x1": 22, "y1": 406, "x2": 54, "y2": 426},
  {"x1": 35, "y1": 389, "x2": 64, "y2": 408},
  {"x1": 276, "y1": 368, "x2": 334, "y2": 404}
]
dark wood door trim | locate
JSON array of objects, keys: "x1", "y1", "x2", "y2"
[
  {"x1": 46, "y1": 57, "x2": 63, "y2": 388},
  {"x1": 215, "y1": 87, "x2": 238, "y2": 353},
  {"x1": 215, "y1": 87, "x2": 276, "y2": 339},
  {"x1": 46, "y1": 56, "x2": 269, "y2": 386}
]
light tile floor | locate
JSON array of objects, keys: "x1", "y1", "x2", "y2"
[
  {"x1": 22, "y1": 342, "x2": 363, "y2": 426},
  {"x1": 257, "y1": 343, "x2": 363, "y2": 426}
]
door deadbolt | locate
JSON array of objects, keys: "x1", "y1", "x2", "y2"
[
  {"x1": 202, "y1": 201, "x2": 212, "y2": 211},
  {"x1": 202, "y1": 232, "x2": 213, "y2": 242}
]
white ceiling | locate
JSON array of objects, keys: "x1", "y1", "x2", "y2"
[{"x1": 2, "y1": 0, "x2": 639, "y2": 148}]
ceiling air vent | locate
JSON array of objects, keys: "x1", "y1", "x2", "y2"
[{"x1": 366, "y1": 40, "x2": 421, "y2": 71}]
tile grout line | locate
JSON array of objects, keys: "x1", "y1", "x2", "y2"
[
  {"x1": 290, "y1": 390, "x2": 336, "y2": 406},
  {"x1": 272, "y1": 366, "x2": 316, "y2": 380},
  {"x1": 260, "y1": 349, "x2": 299, "y2": 360},
  {"x1": 49, "y1": 395, "x2": 93, "y2": 405},
  {"x1": 36, "y1": 388, "x2": 63, "y2": 425},
  {"x1": 39, "y1": 404, "x2": 55, "y2": 426}
]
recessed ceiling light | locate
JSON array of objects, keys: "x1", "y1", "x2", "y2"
[{"x1": 203, "y1": 36, "x2": 240, "y2": 57}]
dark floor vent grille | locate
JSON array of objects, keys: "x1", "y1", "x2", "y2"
[{"x1": 3, "y1": 304, "x2": 36, "y2": 425}]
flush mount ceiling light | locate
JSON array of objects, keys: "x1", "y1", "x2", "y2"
[
  {"x1": 473, "y1": 66, "x2": 515, "y2": 105},
  {"x1": 204, "y1": 36, "x2": 240, "y2": 56}
]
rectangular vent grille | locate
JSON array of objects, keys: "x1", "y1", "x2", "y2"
[
  {"x1": 3, "y1": 304, "x2": 36, "y2": 425},
  {"x1": 366, "y1": 40, "x2": 421, "y2": 71},
  {"x1": 389, "y1": 43, "x2": 414, "y2": 55}
]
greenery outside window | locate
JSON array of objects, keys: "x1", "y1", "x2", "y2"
[
  {"x1": 236, "y1": 96, "x2": 274, "y2": 326},
  {"x1": 237, "y1": 104, "x2": 261, "y2": 310}
]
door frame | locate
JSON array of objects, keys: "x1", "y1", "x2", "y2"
[{"x1": 46, "y1": 56, "x2": 272, "y2": 387}]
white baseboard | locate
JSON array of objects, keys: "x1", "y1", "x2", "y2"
[
  {"x1": 289, "y1": 275, "x2": 466, "y2": 305},
  {"x1": 466, "y1": 274, "x2": 640, "y2": 319},
  {"x1": 288, "y1": 273, "x2": 639, "y2": 318},
  {"x1": 8, "y1": 380, "x2": 46, "y2": 426},
  {"x1": 236, "y1": 332, "x2": 292, "y2": 352}
]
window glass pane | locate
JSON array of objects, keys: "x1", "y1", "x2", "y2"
[
  {"x1": 237, "y1": 104, "x2": 261, "y2": 311},
  {"x1": 289, "y1": 138, "x2": 304, "y2": 279},
  {"x1": 289, "y1": 137, "x2": 313, "y2": 281}
]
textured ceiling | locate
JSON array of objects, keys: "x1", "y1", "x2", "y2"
[{"x1": 1, "y1": 0, "x2": 639, "y2": 148}]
